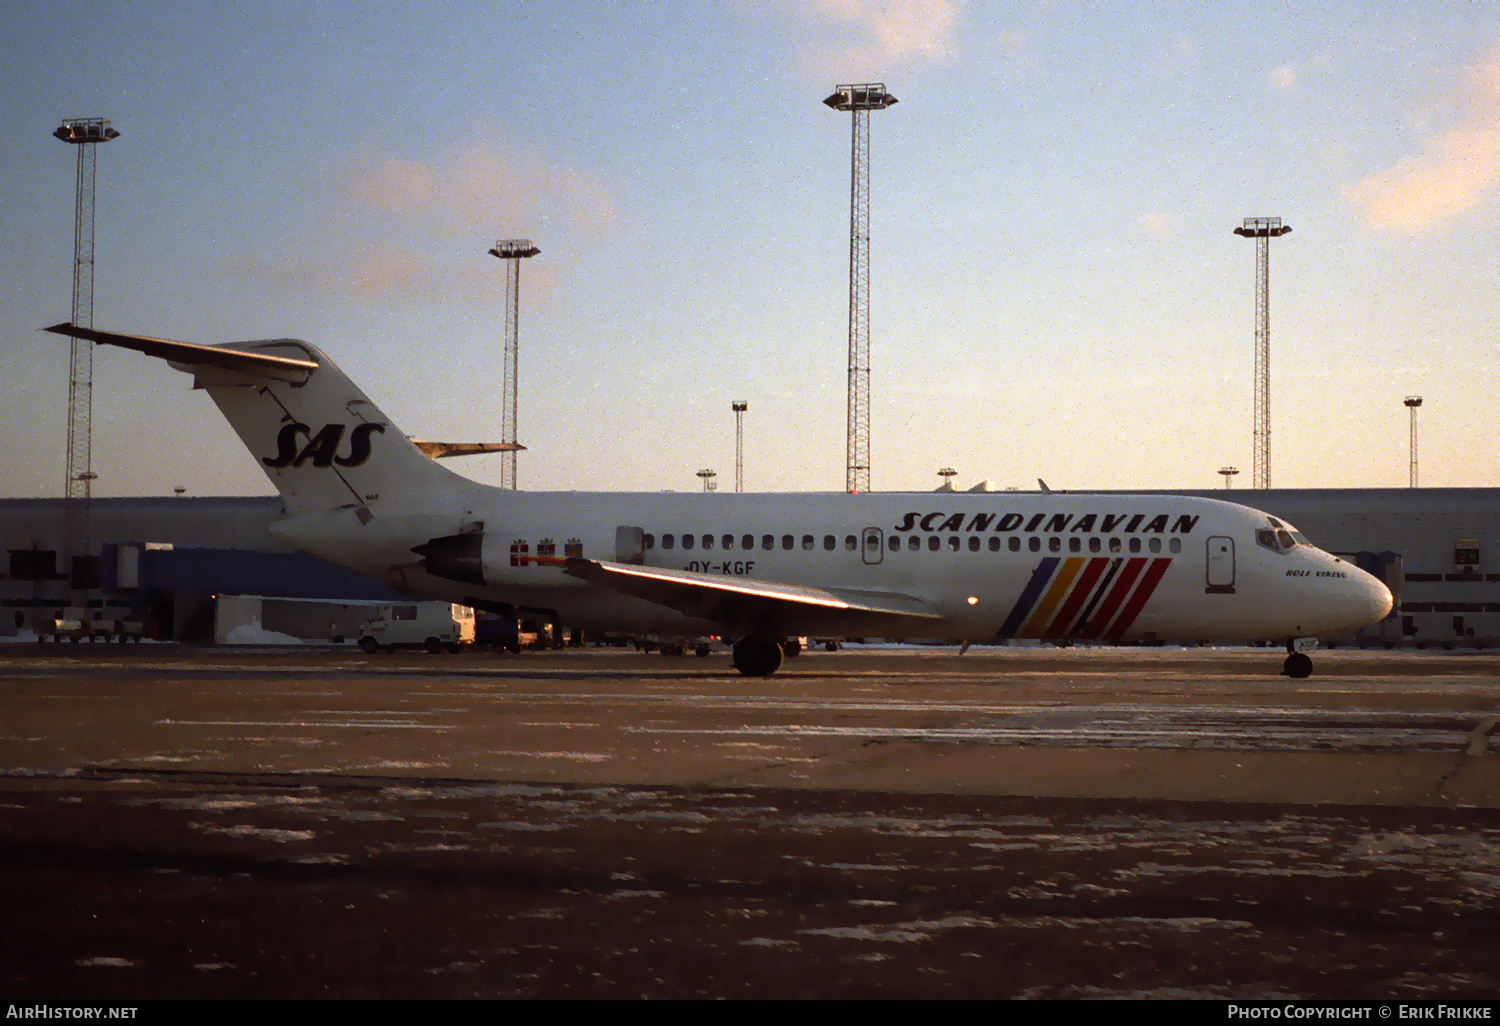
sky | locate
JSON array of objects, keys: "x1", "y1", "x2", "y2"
[{"x1": 2, "y1": 0, "x2": 1499, "y2": 499}]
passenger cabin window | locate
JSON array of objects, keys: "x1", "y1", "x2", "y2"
[
  {"x1": 908, "y1": 536, "x2": 920, "y2": 551},
  {"x1": 947, "y1": 536, "x2": 960, "y2": 551},
  {"x1": 845, "y1": 535, "x2": 857, "y2": 551},
  {"x1": 1109, "y1": 537, "x2": 1121, "y2": 553},
  {"x1": 989, "y1": 537, "x2": 1001, "y2": 552},
  {"x1": 1129, "y1": 537, "x2": 1141, "y2": 553},
  {"x1": 741, "y1": 534, "x2": 753, "y2": 550},
  {"x1": 1048, "y1": 537, "x2": 1061, "y2": 553},
  {"x1": 1068, "y1": 537, "x2": 1081, "y2": 553},
  {"x1": 823, "y1": 535, "x2": 836, "y2": 551},
  {"x1": 801, "y1": 535, "x2": 814, "y2": 550},
  {"x1": 762, "y1": 535, "x2": 774, "y2": 551},
  {"x1": 682, "y1": 534, "x2": 694, "y2": 550},
  {"x1": 1010, "y1": 537, "x2": 1021, "y2": 552},
  {"x1": 1148, "y1": 538, "x2": 1161, "y2": 553},
  {"x1": 782, "y1": 535, "x2": 793, "y2": 550},
  {"x1": 1169, "y1": 538, "x2": 1182, "y2": 553},
  {"x1": 644, "y1": 533, "x2": 656, "y2": 549},
  {"x1": 663, "y1": 534, "x2": 675, "y2": 550},
  {"x1": 724, "y1": 534, "x2": 735, "y2": 550},
  {"x1": 1029, "y1": 537, "x2": 1040, "y2": 552},
  {"x1": 969, "y1": 537, "x2": 981, "y2": 552},
  {"x1": 928, "y1": 536, "x2": 940, "y2": 552}
]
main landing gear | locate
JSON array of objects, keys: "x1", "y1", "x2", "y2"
[
  {"x1": 1281, "y1": 638, "x2": 1314, "y2": 679},
  {"x1": 732, "y1": 635, "x2": 785, "y2": 677}
]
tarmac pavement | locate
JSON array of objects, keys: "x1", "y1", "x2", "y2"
[{"x1": 2, "y1": 644, "x2": 1497, "y2": 998}]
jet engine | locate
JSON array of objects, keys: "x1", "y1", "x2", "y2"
[{"x1": 412, "y1": 531, "x2": 487, "y2": 586}]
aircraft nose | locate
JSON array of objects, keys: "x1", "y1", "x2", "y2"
[{"x1": 1345, "y1": 570, "x2": 1393, "y2": 628}]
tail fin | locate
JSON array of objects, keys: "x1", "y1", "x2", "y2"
[{"x1": 44, "y1": 324, "x2": 460, "y2": 515}]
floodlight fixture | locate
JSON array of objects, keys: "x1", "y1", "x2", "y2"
[{"x1": 823, "y1": 84, "x2": 899, "y2": 110}]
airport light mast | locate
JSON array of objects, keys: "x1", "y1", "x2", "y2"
[
  {"x1": 488, "y1": 239, "x2": 540, "y2": 490},
  {"x1": 732, "y1": 401, "x2": 748, "y2": 492},
  {"x1": 1404, "y1": 396, "x2": 1422, "y2": 488},
  {"x1": 1219, "y1": 466, "x2": 1240, "y2": 489},
  {"x1": 54, "y1": 118, "x2": 119, "y2": 602},
  {"x1": 825, "y1": 83, "x2": 897, "y2": 494},
  {"x1": 1233, "y1": 217, "x2": 1291, "y2": 489},
  {"x1": 697, "y1": 469, "x2": 718, "y2": 492}
]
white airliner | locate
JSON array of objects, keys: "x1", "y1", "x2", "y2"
[{"x1": 46, "y1": 323, "x2": 1393, "y2": 679}]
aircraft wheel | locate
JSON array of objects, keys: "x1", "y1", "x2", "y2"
[
  {"x1": 1282, "y1": 652, "x2": 1313, "y2": 679},
  {"x1": 695, "y1": 644, "x2": 711, "y2": 657},
  {"x1": 359, "y1": 636, "x2": 378, "y2": 655},
  {"x1": 782, "y1": 638, "x2": 802, "y2": 658},
  {"x1": 732, "y1": 636, "x2": 784, "y2": 677}
]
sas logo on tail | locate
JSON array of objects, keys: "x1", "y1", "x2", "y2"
[{"x1": 263, "y1": 422, "x2": 385, "y2": 469}]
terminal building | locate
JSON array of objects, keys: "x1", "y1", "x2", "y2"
[{"x1": 1, "y1": 489, "x2": 1495, "y2": 647}]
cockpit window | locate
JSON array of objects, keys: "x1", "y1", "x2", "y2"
[{"x1": 1257, "y1": 519, "x2": 1313, "y2": 555}]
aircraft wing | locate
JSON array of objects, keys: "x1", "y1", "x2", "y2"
[
  {"x1": 549, "y1": 556, "x2": 945, "y2": 637},
  {"x1": 43, "y1": 323, "x2": 318, "y2": 384}
]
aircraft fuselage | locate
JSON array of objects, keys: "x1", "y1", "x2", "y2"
[{"x1": 272, "y1": 486, "x2": 1391, "y2": 645}]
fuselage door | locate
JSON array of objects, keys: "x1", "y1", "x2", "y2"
[
  {"x1": 862, "y1": 527, "x2": 884, "y2": 566},
  {"x1": 1206, "y1": 536, "x2": 1235, "y2": 594}
]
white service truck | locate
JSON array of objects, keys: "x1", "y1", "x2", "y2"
[{"x1": 358, "y1": 602, "x2": 475, "y2": 654}]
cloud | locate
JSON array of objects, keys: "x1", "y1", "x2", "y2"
[
  {"x1": 343, "y1": 138, "x2": 616, "y2": 240},
  {"x1": 1137, "y1": 211, "x2": 1171, "y2": 238},
  {"x1": 752, "y1": 0, "x2": 965, "y2": 78},
  {"x1": 1171, "y1": 32, "x2": 1199, "y2": 65},
  {"x1": 229, "y1": 132, "x2": 615, "y2": 302},
  {"x1": 1344, "y1": 44, "x2": 1500, "y2": 234}
]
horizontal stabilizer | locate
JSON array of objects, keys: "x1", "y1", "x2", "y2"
[
  {"x1": 551, "y1": 556, "x2": 943, "y2": 636},
  {"x1": 410, "y1": 440, "x2": 525, "y2": 459},
  {"x1": 43, "y1": 323, "x2": 318, "y2": 384}
]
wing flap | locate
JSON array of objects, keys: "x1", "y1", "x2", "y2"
[
  {"x1": 554, "y1": 557, "x2": 943, "y2": 636},
  {"x1": 43, "y1": 323, "x2": 318, "y2": 384}
]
